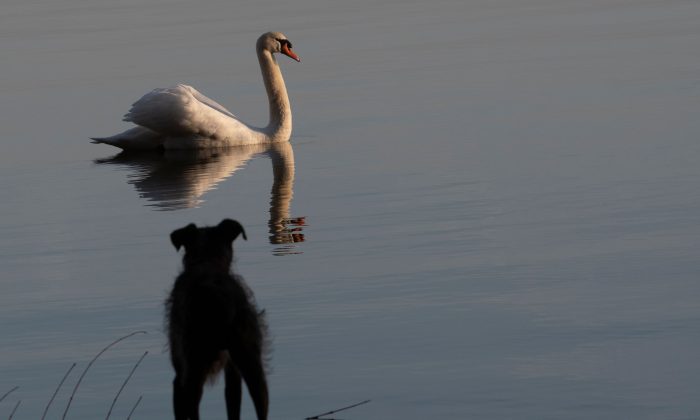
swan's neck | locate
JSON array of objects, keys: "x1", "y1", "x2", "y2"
[{"x1": 257, "y1": 48, "x2": 292, "y2": 142}]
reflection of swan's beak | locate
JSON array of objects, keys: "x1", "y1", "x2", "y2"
[{"x1": 282, "y1": 44, "x2": 301, "y2": 62}]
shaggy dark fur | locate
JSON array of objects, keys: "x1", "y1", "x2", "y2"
[{"x1": 166, "y1": 219, "x2": 268, "y2": 420}]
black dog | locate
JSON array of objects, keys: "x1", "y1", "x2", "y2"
[{"x1": 166, "y1": 219, "x2": 268, "y2": 420}]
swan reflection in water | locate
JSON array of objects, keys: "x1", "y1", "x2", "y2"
[{"x1": 95, "y1": 142, "x2": 305, "y2": 254}]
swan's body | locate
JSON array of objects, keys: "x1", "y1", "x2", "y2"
[{"x1": 91, "y1": 32, "x2": 299, "y2": 150}]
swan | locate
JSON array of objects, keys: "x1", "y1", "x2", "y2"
[{"x1": 91, "y1": 31, "x2": 300, "y2": 150}]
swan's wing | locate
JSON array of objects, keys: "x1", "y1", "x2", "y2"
[
  {"x1": 186, "y1": 86, "x2": 238, "y2": 120},
  {"x1": 123, "y1": 84, "x2": 246, "y2": 138}
]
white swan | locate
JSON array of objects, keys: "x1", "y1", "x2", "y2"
[{"x1": 91, "y1": 31, "x2": 300, "y2": 150}]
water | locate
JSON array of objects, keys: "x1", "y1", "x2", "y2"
[{"x1": 1, "y1": 0, "x2": 700, "y2": 418}]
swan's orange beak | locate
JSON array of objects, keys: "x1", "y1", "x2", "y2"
[{"x1": 281, "y1": 44, "x2": 300, "y2": 62}]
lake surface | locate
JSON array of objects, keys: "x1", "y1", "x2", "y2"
[{"x1": 1, "y1": 0, "x2": 700, "y2": 418}]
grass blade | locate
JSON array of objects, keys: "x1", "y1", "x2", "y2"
[
  {"x1": 42, "y1": 363, "x2": 76, "y2": 420},
  {"x1": 105, "y1": 351, "x2": 148, "y2": 420},
  {"x1": 62, "y1": 331, "x2": 146, "y2": 420}
]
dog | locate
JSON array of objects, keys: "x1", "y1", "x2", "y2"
[{"x1": 166, "y1": 219, "x2": 268, "y2": 420}]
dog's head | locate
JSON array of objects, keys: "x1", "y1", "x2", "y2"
[{"x1": 171, "y1": 219, "x2": 247, "y2": 267}]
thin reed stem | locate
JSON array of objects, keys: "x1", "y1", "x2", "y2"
[
  {"x1": 8, "y1": 400, "x2": 21, "y2": 420},
  {"x1": 62, "y1": 331, "x2": 147, "y2": 420},
  {"x1": 105, "y1": 351, "x2": 148, "y2": 420},
  {"x1": 125, "y1": 395, "x2": 142, "y2": 420},
  {"x1": 42, "y1": 363, "x2": 76, "y2": 420},
  {"x1": 0, "y1": 387, "x2": 19, "y2": 404},
  {"x1": 305, "y1": 399, "x2": 371, "y2": 419}
]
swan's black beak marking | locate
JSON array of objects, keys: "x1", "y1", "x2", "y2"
[{"x1": 277, "y1": 38, "x2": 301, "y2": 62}]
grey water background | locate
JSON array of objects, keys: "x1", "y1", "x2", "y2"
[{"x1": 1, "y1": 0, "x2": 700, "y2": 418}]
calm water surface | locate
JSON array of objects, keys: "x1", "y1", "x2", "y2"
[{"x1": 1, "y1": 0, "x2": 700, "y2": 419}]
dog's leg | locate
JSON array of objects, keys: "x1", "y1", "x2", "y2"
[
  {"x1": 174, "y1": 364, "x2": 206, "y2": 420},
  {"x1": 184, "y1": 378, "x2": 204, "y2": 420},
  {"x1": 231, "y1": 348, "x2": 268, "y2": 420},
  {"x1": 172, "y1": 374, "x2": 187, "y2": 420},
  {"x1": 224, "y1": 363, "x2": 243, "y2": 420},
  {"x1": 185, "y1": 382, "x2": 204, "y2": 420}
]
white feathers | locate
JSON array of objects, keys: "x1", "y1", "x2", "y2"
[
  {"x1": 123, "y1": 84, "x2": 248, "y2": 140},
  {"x1": 91, "y1": 32, "x2": 297, "y2": 151}
]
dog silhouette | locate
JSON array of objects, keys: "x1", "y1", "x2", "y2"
[{"x1": 166, "y1": 219, "x2": 268, "y2": 420}]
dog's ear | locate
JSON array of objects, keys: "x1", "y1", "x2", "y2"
[
  {"x1": 218, "y1": 219, "x2": 247, "y2": 242},
  {"x1": 170, "y1": 223, "x2": 198, "y2": 251}
]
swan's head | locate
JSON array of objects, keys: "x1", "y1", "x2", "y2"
[{"x1": 257, "y1": 31, "x2": 301, "y2": 62}]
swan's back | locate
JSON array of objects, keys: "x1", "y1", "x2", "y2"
[{"x1": 124, "y1": 85, "x2": 260, "y2": 144}]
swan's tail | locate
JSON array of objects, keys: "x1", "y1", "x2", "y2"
[{"x1": 90, "y1": 127, "x2": 164, "y2": 150}]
